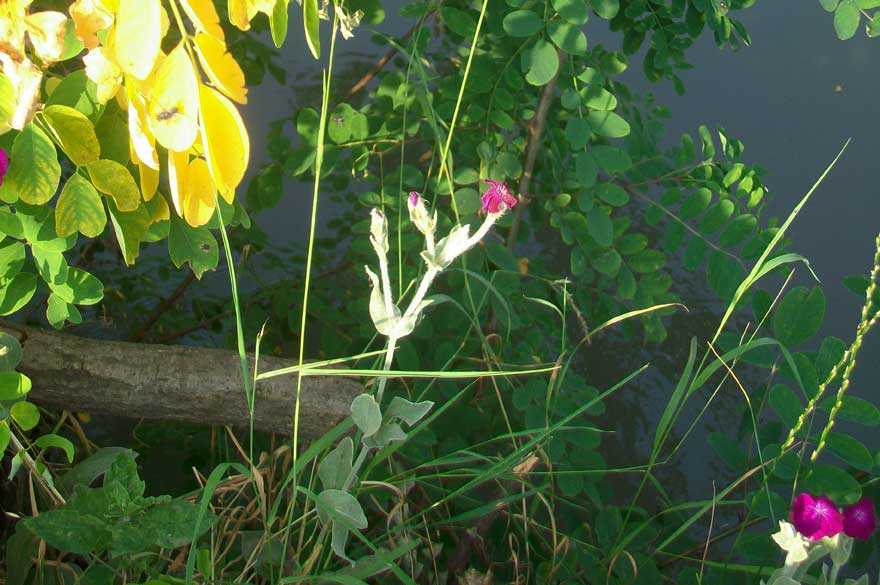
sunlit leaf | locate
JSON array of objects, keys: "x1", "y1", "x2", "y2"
[
  {"x1": 43, "y1": 105, "x2": 101, "y2": 166},
  {"x1": 167, "y1": 149, "x2": 189, "y2": 216},
  {"x1": 55, "y1": 174, "x2": 106, "y2": 238},
  {"x1": 87, "y1": 159, "x2": 140, "y2": 211},
  {"x1": 168, "y1": 214, "x2": 218, "y2": 279},
  {"x1": 181, "y1": 158, "x2": 217, "y2": 227},
  {"x1": 24, "y1": 11, "x2": 68, "y2": 63},
  {"x1": 138, "y1": 161, "x2": 159, "y2": 201},
  {"x1": 115, "y1": 0, "x2": 161, "y2": 80},
  {"x1": 126, "y1": 82, "x2": 159, "y2": 169},
  {"x1": 198, "y1": 84, "x2": 249, "y2": 201},
  {"x1": 303, "y1": 0, "x2": 321, "y2": 59},
  {"x1": 6, "y1": 124, "x2": 61, "y2": 205},
  {"x1": 11, "y1": 401, "x2": 39, "y2": 431},
  {"x1": 147, "y1": 45, "x2": 200, "y2": 152},
  {"x1": 180, "y1": 0, "x2": 225, "y2": 41},
  {"x1": 193, "y1": 34, "x2": 247, "y2": 104}
]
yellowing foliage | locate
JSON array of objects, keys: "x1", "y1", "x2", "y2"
[
  {"x1": 194, "y1": 34, "x2": 247, "y2": 104},
  {"x1": 146, "y1": 45, "x2": 200, "y2": 153},
  {"x1": 167, "y1": 149, "x2": 189, "y2": 217},
  {"x1": 182, "y1": 158, "x2": 217, "y2": 227},
  {"x1": 198, "y1": 84, "x2": 249, "y2": 203},
  {"x1": 114, "y1": 0, "x2": 161, "y2": 80},
  {"x1": 180, "y1": 0, "x2": 225, "y2": 41}
]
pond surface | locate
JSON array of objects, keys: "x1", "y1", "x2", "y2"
[{"x1": 238, "y1": 2, "x2": 880, "y2": 504}]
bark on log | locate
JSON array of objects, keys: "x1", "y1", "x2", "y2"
[{"x1": 0, "y1": 322, "x2": 362, "y2": 437}]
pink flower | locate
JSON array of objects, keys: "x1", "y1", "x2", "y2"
[
  {"x1": 790, "y1": 493, "x2": 844, "y2": 540},
  {"x1": 481, "y1": 179, "x2": 517, "y2": 214},
  {"x1": 0, "y1": 148, "x2": 8, "y2": 187},
  {"x1": 842, "y1": 497, "x2": 876, "y2": 540},
  {"x1": 409, "y1": 191, "x2": 420, "y2": 207}
]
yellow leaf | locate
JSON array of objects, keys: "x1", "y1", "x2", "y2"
[
  {"x1": 167, "y1": 149, "x2": 188, "y2": 216},
  {"x1": 228, "y1": 0, "x2": 249, "y2": 30},
  {"x1": 182, "y1": 158, "x2": 217, "y2": 227},
  {"x1": 138, "y1": 161, "x2": 158, "y2": 201},
  {"x1": 114, "y1": 0, "x2": 161, "y2": 80},
  {"x1": 25, "y1": 11, "x2": 67, "y2": 62},
  {"x1": 193, "y1": 33, "x2": 247, "y2": 104},
  {"x1": 146, "y1": 194, "x2": 169, "y2": 222},
  {"x1": 126, "y1": 80, "x2": 158, "y2": 169},
  {"x1": 69, "y1": 0, "x2": 113, "y2": 49},
  {"x1": 198, "y1": 84, "x2": 249, "y2": 202},
  {"x1": 83, "y1": 47, "x2": 122, "y2": 104},
  {"x1": 179, "y1": 0, "x2": 224, "y2": 41},
  {"x1": 4, "y1": 59, "x2": 42, "y2": 130},
  {"x1": 147, "y1": 44, "x2": 199, "y2": 153},
  {"x1": 43, "y1": 104, "x2": 101, "y2": 166}
]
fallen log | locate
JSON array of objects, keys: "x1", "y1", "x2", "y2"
[{"x1": 1, "y1": 322, "x2": 362, "y2": 437}]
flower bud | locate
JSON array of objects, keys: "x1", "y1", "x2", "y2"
[
  {"x1": 369, "y1": 208, "x2": 388, "y2": 256},
  {"x1": 407, "y1": 191, "x2": 436, "y2": 237}
]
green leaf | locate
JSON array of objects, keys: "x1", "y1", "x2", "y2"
[
  {"x1": 303, "y1": 0, "x2": 320, "y2": 59},
  {"x1": 719, "y1": 214, "x2": 757, "y2": 248},
  {"x1": 0, "y1": 207, "x2": 23, "y2": 238},
  {"x1": 49, "y1": 268, "x2": 103, "y2": 305},
  {"x1": 59, "y1": 447, "x2": 132, "y2": 493},
  {"x1": 270, "y1": 0, "x2": 289, "y2": 47},
  {"x1": 553, "y1": 0, "x2": 589, "y2": 24},
  {"x1": 547, "y1": 21, "x2": 588, "y2": 54},
  {"x1": 318, "y1": 437, "x2": 353, "y2": 491},
  {"x1": 855, "y1": 0, "x2": 880, "y2": 7},
  {"x1": 453, "y1": 188, "x2": 481, "y2": 215},
  {"x1": 826, "y1": 432, "x2": 874, "y2": 471},
  {"x1": 316, "y1": 489, "x2": 368, "y2": 561},
  {"x1": 575, "y1": 152, "x2": 598, "y2": 187},
  {"x1": 350, "y1": 393, "x2": 382, "y2": 436},
  {"x1": 502, "y1": 10, "x2": 544, "y2": 36},
  {"x1": 106, "y1": 450, "x2": 145, "y2": 498},
  {"x1": 0, "y1": 332, "x2": 23, "y2": 371},
  {"x1": 592, "y1": 249, "x2": 622, "y2": 276},
  {"x1": 386, "y1": 397, "x2": 433, "y2": 426},
  {"x1": 111, "y1": 500, "x2": 212, "y2": 556},
  {"x1": 680, "y1": 188, "x2": 712, "y2": 219},
  {"x1": 524, "y1": 40, "x2": 560, "y2": 86},
  {"x1": 833, "y1": 396, "x2": 880, "y2": 425},
  {"x1": 42, "y1": 105, "x2": 101, "y2": 166},
  {"x1": 591, "y1": 145, "x2": 631, "y2": 174},
  {"x1": 0, "y1": 72, "x2": 14, "y2": 125},
  {"x1": 45, "y1": 70, "x2": 102, "y2": 122},
  {"x1": 595, "y1": 183, "x2": 628, "y2": 206},
  {"x1": 32, "y1": 245, "x2": 69, "y2": 286},
  {"x1": 773, "y1": 286, "x2": 825, "y2": 346},
  {"x1": 768, "y1": 383, "x2": 801, "y2": 428},
  {"x1": 25, "y1": 509, "x2": 110, "y2": 554},
  {"x1": 803, "y1": 464, "x2": 861, "y2": 505},
  {"x1": 47, "y1": 293, "x2": 82, "y2": 329},
  {"x1": 0, "y1": 240, "x2": 26, "y2": 280},
  {"x1": 0, "y1": 420, "x2": 8, "y2": 456},
  {"x1": 0, "y1": 372, "x2": 31, "y2": 400},
  {"x1": 11, "y1": 401, "x2": 39, "y2": 431},
  {"x1": 587, "y1": 111, "x2": 630, "y2": 138},
  {"x1": 698, "y1": 125, "x2": 715, "y2": 160},
  {"x1": 33, "y1": 434, "x2": 75, "y2": 463},
  {"x1": 107, "y1": 199, "x2": 151, "y2": 266},
  {"x1": 327, "y1": 103, "x2": 354, "y2": 144},
  {"x1": 580, "y1": 85, "x2": 617, "y2": 110},
  {"x1": 441, "y1": 6, "x2": 476, "y2": 36},
  {"x1": 834, "y1": 1, "x2": 860, "y2": 39},
  {"x1": 820, "y1": 0, "x2": 840, "y2": 10},
  {"x1": 5, "y1": 124, "x2": 61, "y2": 205},
  {"x1": 699, "y1": 200, "x2": 734, "y2": 233},
  {"x1": 816, "y1": 336, "x2": 846, "y2": 383},
  {"x1": 168, "y1": 214, "x2": 219, "y2": 279},
  {"x1": 629, "y1": 249, "x2": 666, "y2": 273},
  {"x1": 565, "y1": 118, "x2": 591, "y2": 149},
  {"x1": 587, "y1": 207, "x2": 613, "y2": 247},
  {"x1": 86, "y1": 160, "x2": 141, "y2": 212},
  {"x1": 708, "y1": 432, "x2": 747, "y2": 470},
  {"x1": 0, "y1": 273, "x2": 37, "y2": 316},
  {"x1": 17, "y1": 205, "x2": 77, "y2": 253},
  {"x1": 55, "y1": 174, "x2": 106, "y2": 238},
  {"x1": 592, "y1": 0, "x2": 620, "y2": 19}
]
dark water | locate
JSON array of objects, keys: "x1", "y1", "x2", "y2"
[{"x1": 238, "y1": 2, "x2": 880, "y2": 505}]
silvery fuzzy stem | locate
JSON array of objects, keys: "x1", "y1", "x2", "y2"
[
  {"x1": 402, "y1": 268, "x2": 439, "y2": 324},
  {"x1": 378, "y1": 254, "x2": 394, "y2": 321},
  {"x1": 374, "y1": 334, "x2": 397, "y2": 405},
  {"x1": 463, "y1": 213, "x2": 499, "y2": 252}
]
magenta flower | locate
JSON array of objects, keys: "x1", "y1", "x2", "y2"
[
  {"x1": 842, "y1": 497, "x2": 876, "y2": 540},
  {"x1": 0, "y1": 147, "x2": 8, "y2": 187},
  {"x1": 409, "y1": 191, "x2": 419, "y2": 207},
  {"x1": 481, "y1": 179, "x2": 517, "y2": 214},
  {"x1": 790, "y1": 493, "x2": 844, "y2": 540}
]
